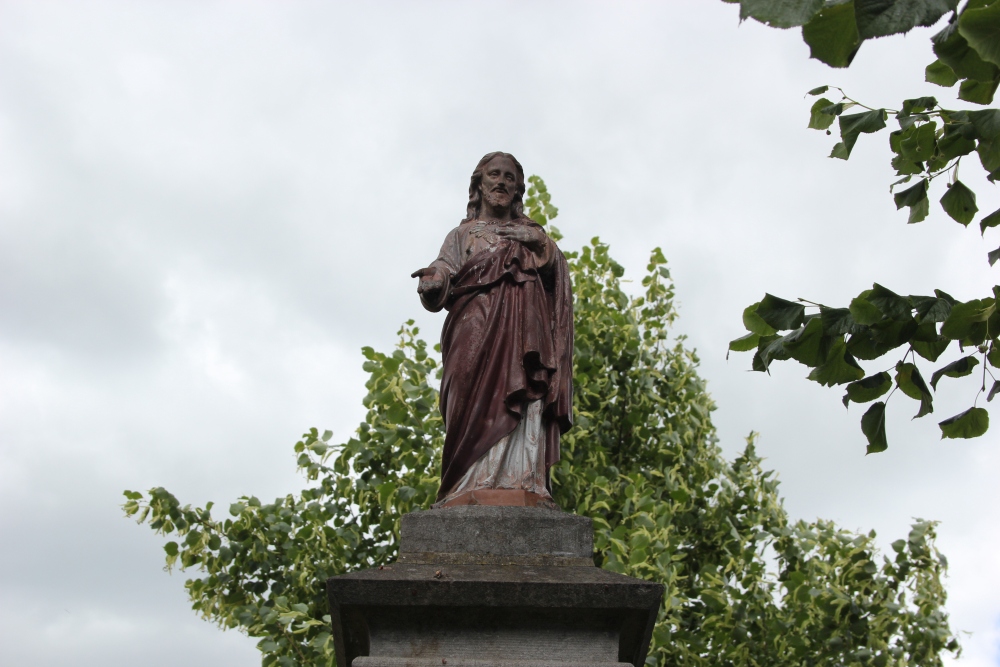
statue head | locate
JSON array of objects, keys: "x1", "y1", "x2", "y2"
[{"x1": 464, "y1": 152, "x2": 528, "y2": 223}]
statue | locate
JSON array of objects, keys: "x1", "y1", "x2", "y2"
[
  {"x1": 412, "y1": 152, "x2": 573, "y2": 507},
  {"x1": 327, "y1": 171, "x2": 660, "y2": 667}
]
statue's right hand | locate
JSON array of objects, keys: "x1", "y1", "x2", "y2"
[{"x1": 411, "y1": 267, "x2": 444, "y2": 295}]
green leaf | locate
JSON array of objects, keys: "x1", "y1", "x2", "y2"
[
  {"x1": 809, "y1": 97, "x2": 838, "y2": 130},
  {"x1": 855, "y1": 0, "x2": 958, "y2": 39},
  {"x1": 821, "y1": 306, "x2": 863, "y2": 335},
  {"x1": 895, "y1": 362, "x2": 934, "y2": 418},
  {"x1": 978, "y1": 136, "x2": 1000, "y2": 174},
  {"x1": 979, "y1": 207, "x2": 1000, "y2": 233},
  {"x1": 847, "y1": 316, "x2": 918, "y2": 360},
  {"x1": 871, "y1": 314, "x2": 919, "y2": 349},
  {"x1": 987, "y1": 379, "x2": 1000, "y2": 401},
  {"x1": 164, "y1": 541, "x2": 179, "y2": 557},
  {"x1": 807, "y1": 85, "x2": 830, "y2": 95},
  {"x1": 988, "y1": 341, "x2": 1000, "y2": 366},
  {"x1": 959, "y1": 0, "x2": 1000, "y2": 68},
  {"x1": 742, "y1": 0, "x2": 825, "y2": 28},
  {"x1": 843, "y1": 371, "x2": 892, "y2": 407},
  {"x1": 901, "y1": 96, "x2": 940, "y2": 115},
  {"x1": 967, "y1": 108, "x2": 1000, "y2": 139},
  {"x1": 899, "y1": 122, "x2": 938, "y2": 162},
  {"x1": 869, "y1": 284, "x2": 912, "y2": 318},
  {"x1": 959, "y1": 76, "x2": 1000, "y2": 104},
  {"x1": 933, "y1": 19, "x2": 999, "y2": 82},
  {"x1": 861, "y1": 401, "x2": 889, "y2": 453},
  {"x1": 729, "y1": 332, "x2": 761, "y2": 352},
  {"x1": 941, "y1": 298, "x2": 996, "y2": 339},
  {"x1": 783, "y1": 317, "x2": 829, "y2": 366},
  {"x1": 935, "y1": 288, "x2": 957, "y2": 304},
  {"x1": 990, "y1": 246, "x2": 1000, "y2": 265},
  {"x1": 822, "y1": 101, "x2": 856, "y2": 116},
  {"x1": 802, "y1": 0, "x2": 863, "y2": 68},
  {"x1": 909, "y1": 196, "x2": 931, "y2": 223},
  {"x1": 913, "y1": 336, "x2": 952, "y2": 361},
  {"x1": 756, "y1": 294, "x2": 806, "y2": 331},
  {"x1": 808, "y1": 337, "x2": 865, "y2": 386},
  {"x1": 891, "y1": 154, "x2": 924, "y2": 175},
  {"x1": 833, "y1": 109, "x2": 889, "y2": 159},
  {"x1": 939, "y1": 406, "x2": 989, "y2": 438},
  {"x1": 893, "y1": 179, "x2": 928, "y2": 212},
  {"x1": 939, "y1": 180, "x2": 979, "y2": 225},
  {"x1": 926, "y1": 59, "x2": 960, "y2": 86},
  {"x1": 752, "y1": 334, "x2": 780, "y2": 371},
  {"x1": 930, "y1": 355, "x2": 980, "y2": 389},
  {"x1": 378, "y1": 481, "x2": 397, "y2": 506},
  {"x1": 937, "y1": 129, "x2": 977, "y2": 160},
  {"x1": 850, "y1": 293, "x2": 884, "y2": 325},
  {"x1": 757, "y1": 333, "x2": 794, "y2": 370},
  {"x1": 743, "y1": 302, "x2": 778, "y2": 335},
  {"x1": 911, "y1": 295, "x2": 953, "y2": 322}
]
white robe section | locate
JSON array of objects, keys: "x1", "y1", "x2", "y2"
[{"x1": 440, "y1": 399, "x2": 552, "y2": 502}]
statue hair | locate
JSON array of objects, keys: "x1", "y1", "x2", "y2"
[{"x1": 463, "y1": 152, "x2": 529, "y2": 223}]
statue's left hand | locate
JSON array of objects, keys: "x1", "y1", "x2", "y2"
[{"x1": 496, "y1": 224, "x2": 546, "y2": 252}]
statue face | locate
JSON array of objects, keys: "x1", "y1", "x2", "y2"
[{"x1": 480, "y1": 156, "x2": 519, "y2": 212}]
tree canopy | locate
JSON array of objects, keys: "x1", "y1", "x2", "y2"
[{"x1": 125, "y1": 179, "x2": 958, "y2": 667}]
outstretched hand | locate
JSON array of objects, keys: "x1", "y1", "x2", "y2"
[{"x1": 411, "y1": 267, "x2": 445, "y2": 295}]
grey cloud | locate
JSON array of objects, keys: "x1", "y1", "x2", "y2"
[{"x1": 1, "y1": 2, "x2": 997, "y2": 666}]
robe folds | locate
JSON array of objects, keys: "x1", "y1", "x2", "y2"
[{"x1": 424, "y1": 220, "x2": 573, "y2": 501}]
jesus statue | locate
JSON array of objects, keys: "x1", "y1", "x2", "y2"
[{"x1": 412, "y1": 152, "x2": 574, "y2": 508}]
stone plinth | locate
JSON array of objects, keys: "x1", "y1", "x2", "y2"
[
  {"x1": 437, "y1": 488, "x2": 557, "y2": 509},
  {"x1": 326, "y1": 507, "x2": 663, "y2": 667}
]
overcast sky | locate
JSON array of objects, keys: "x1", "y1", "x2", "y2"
[{"x1": 1, "y1": 1, "x2": 998, "y2": 666}]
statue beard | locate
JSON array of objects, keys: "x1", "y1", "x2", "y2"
[{"x1": 483, "y1": 188, "x2": 513, "y2": 210}]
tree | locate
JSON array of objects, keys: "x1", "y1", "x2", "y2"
[
  {"x1": 724, "y1": 0, "x2": 1000, "y2": 452},
  {"x1": 125, "y1": 178, "x2": 958, "y2": 667}
]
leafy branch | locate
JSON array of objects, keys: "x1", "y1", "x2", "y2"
[
  {"x1": 808, "y1": 86, "x2": 1000, "y2": 248},
  {"x1": 730, "y1": 0, "x2": 1000, "y2": 95},
  {"x1": 730, "y1": 286, "x2": 997, "y2": 451},
  {"x1": 725, "y1": 0, "x2": 1000, "y2": 451}
]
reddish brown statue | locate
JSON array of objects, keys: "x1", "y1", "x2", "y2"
[{"x1": 412, "y1": 153, "x2": 573, "y2": 507}]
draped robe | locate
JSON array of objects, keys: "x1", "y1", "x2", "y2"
[{"x1": 421, "y1": 218, "x2": 573, "y2": 502}]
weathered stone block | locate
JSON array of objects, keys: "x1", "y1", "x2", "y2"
[
  {"x1": 327, "y1": 507, "x2": 662, "y2": 667},
  {"x1": 398, "y1": 505, "x2": 593, "y2": 566}
]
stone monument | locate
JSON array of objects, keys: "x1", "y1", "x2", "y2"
[{"x1": 327, "y1": 153, "x2": 663, "y2": 667}]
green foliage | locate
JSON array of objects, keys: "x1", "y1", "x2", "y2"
[
  {"x1": 724, "y1": 0, "x2": 1000, "y2": 451},
  {"x1": 732, "y1": 0, "x2": 972, "y2": 73},
  {"x1": 126, "y1": 179, "x2": 957, "y2": 667},
  {"x1": 803, "y1": 85, "x2": 1000, "y2": 234},
  {"x1": 732, "y1": 0, "x2": 1000, "y2": 241},
  {"x1": 524, "y1": 174, "x2": 560, "y2": 228},
  {"x1": 938, "y1": 405, "x2": 990, "y2": 435},
  {"x1": 732, "y1": 285, "x2": 1000, "y2": 449},
  {"x1": 861, "y1": 401, "x2": 889, "y2": 453}
]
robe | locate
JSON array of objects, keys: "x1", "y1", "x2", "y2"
[{"x1": 421, "y1": 218, "x2": 573, "y2": 502}]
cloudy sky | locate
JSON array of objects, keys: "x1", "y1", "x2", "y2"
[{"x1": 1, "y1": 1, "x2": 998, "y2": 665}]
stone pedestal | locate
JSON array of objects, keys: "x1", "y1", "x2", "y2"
[{"x1": 326, "y1": 506, "x2": 663, "y2": 667}]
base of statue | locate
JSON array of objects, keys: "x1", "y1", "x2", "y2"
[
  {"x1": 435, "y1": 489, "x2": 559, "y2": 509},
  {"x1": 326, "y1": 506, "x2": 663, "y2": 667}
]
